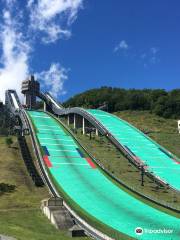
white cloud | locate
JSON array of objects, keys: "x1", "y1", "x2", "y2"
[
  {"x1": 140, "y1": 47, "x2": 160, "y2": 67},
  {"x1": 41, "y1": 25, "x2": 71, "y2": 44},
  {"x1": 114, "y1": 40, "x2": 129, "y2": 52},
  {"x1": 0, "y1": 6, "x2": 30, "y2": 102},
  {"x1": 140, "y1": 53, "x2": 147, "y2": 59},
  {"x1": 36, "y1": 63, "x2": 68, "y2": 98},
  {"x1": 27, "y1": 0, "x2": 34, "y2": 8},
  {"x1": 113, "y1": 39, "x2": 160, "y2": 68},
  {"x1": 28, "y1": 0, "x2": 83, "y2": 43},
  {"x1": 150, "y1": 47, "x2": 159, "y2": 55},
  {"x1": 0, "y1": 0, "x2": 83, "y2": 102},
  {"x1": 150, "y1": 47, "x2": 159, "y2": 64}
]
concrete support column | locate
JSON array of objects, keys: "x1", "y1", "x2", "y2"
[
  {"x1": 44, "y1": 102, "x2": 46, "y2": 112},
  {"x1": 96, "y1": 128, "x2": 99, "y2": 136},
  {"x1": 67, "y1": 114, "x2": 70, "y2": 126},
  {"x1": 73, "y1": 114, "x2": 76, "y2": 129},
  {"x1": 24, "y1": 95, "x2": 26, "y2": 105},
  {"x1": 82, "y1": 117, "x2": 85, "y2": 135}
]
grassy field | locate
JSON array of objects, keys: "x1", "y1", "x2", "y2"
[
  {"x1": 0, "y1": 136, "x2": 89, "y2": 240},
  {"x1": 61, "y1": 110, "x2": 180, "y2": 211}
]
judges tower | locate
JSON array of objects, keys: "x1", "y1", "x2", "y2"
[{"x1": 21, "y1": 75, "x2": 40, "y2": 109}]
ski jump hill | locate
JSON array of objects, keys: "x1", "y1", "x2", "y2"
[{"x1": 4, "y1": 78, "x2": 180, "y2": 240}]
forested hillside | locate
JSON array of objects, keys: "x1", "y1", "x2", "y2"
[{"x1": 64, "y1": 87, "x2": 180, "y2": 118}]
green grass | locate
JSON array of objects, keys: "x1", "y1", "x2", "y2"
[
  {"x1": 0, "y1": 136, "x2": 89, "y2": 240},
  {"x1": 0, "y1": 210, "x2": 75, "y2": 240},
  {"x1": 60, "y1": 111, "x2": 180, "y2": 211}
]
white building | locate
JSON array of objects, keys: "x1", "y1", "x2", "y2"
[{"x1": 178, "y1": 120, "x2": 180, "y2": 133}]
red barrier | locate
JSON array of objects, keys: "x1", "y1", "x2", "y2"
[
  {"x1": 43, "y1": 155, "x2": 52, "y2": 168},
  {"x1": 172, "y1": 158, "x2": 180, "y2": 164},
  {"x1": 86, "y1": 158, "x2": 96, "y2": 169}
]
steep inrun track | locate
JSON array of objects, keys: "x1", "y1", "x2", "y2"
[
  {"x1": 85, "y1": 109, "x2": 180, "y2": 190},
  {"x1": 28, "y1": 110, "x2": 180, "y2": 240}
]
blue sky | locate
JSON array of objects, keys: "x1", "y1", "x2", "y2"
[{"x1": 0, "y1": 0, "x2": 180, "y2": 102}]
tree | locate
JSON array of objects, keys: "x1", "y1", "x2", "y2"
[
  {"x1": 6, "y1": 137, "x2": 13, "y2": 148},
  {"x1": 64, "y1": 87, "x2": 180, "y2": 119}
]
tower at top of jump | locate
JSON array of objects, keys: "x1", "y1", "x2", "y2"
[{"x1": 21, "y1": 75, "x2": 40, "y2": 109}]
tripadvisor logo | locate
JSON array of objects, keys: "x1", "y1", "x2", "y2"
[
  {"x1": 135, "y1": 227, "x2": 143, "y2": 235},
  {"x1": 135, "y1": 227, "x2": 173, "y2": 236}
]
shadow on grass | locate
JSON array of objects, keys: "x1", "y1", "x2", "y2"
[
  {"x1": 0, "y1": 183, "x2": 16, "y2": 195},
  {"x1": 10, "y1": 146, "x2": 19, "y2": 150}
]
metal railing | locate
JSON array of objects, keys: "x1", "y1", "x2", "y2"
[{"x1": 5, "y1": 90, "x2": 29, "y2": 134}]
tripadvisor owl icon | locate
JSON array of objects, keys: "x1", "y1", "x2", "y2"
[{"x1": 135, "y1": 227, "x2": 143, "y2": 235}]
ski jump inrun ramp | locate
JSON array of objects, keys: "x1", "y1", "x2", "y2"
[{"x1": 28, "y1": 110, "x2": 180, "y2": 240}]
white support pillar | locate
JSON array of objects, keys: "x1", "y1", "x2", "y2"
[
  {"x1": 178, "y1": 120, "x2": 180, "y2": 133},
  {"x1": 24, "y1": 95, "x2": 26, "y2": 106},
  {"x1": 82, "y1": 117, "x2": 85, "y2": 135},
  {"x1": 74, "y1": 114, "x2": 76, "y2": 129},
  {"x1": 96, "y1": 128, "x2": 99, "y2": 136},
  {"x1": 67, "y1": 115, "x2": 70, "y2": 126},
  {"x1": 44, "y1": 102, "x2": 46, "y2": 112}
]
